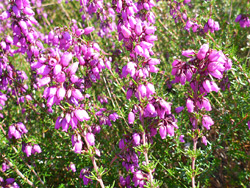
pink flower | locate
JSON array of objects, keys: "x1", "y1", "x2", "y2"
[
  {"x1": 60, "y1": 52, "x2": 72, "y2": 67},
  {"x1": 24, "y1": 145, "x2": 32, "y2": 157},
  {"x1": 74, "y1": 141, "x2": 82, "y2": 154},
  {"x1": 32, "y1": 144, "x2": 42, "y2": 154},
  {"x1": 203, "y1": 80, "x2": 212, "y2": 93},
  {"x1": 175, "y1": 106, "x2": 184, "y2": 113},
  {"x1": 202, "y1": 115, "x2": 214, "y2": 130},
  {"x1": 69, "y1": 163, "x2": 76, "y2": 172},
  {"x1": 159, "y1": 126, "x2": 166, "y2": 139},
  {"x1": 84, "y1": 27, "x2": 95, "y2": 35},
  {"x1": 186, "y1": 98, "x2": 194, "y2": 113},
  {"x1": 128, "y1": 112, "x2": 135, "y2": 124},
  {"x1": 197, "y1": 44, "x2": 209, "y2": 60},
  {"x1": 74, "y1": 109, "x2": 90, "y2": 121},
  {"x1": 86, "y1": 133, "x2": 95, "y2": 146},
  {"x1": 132, "y1": 133, "x2": 140, "y2": 146},
  {"x1": 179, "y1": 135, "x2": 185, "y2": 143},
  {"x1": 202, "y1": 136, "x2": 207, "y2": 146},
  {"x1": 121, "y1": 25, "x2": 131, "y2": 38},
  {"x1": 138, "y1": 85, "x2": 146, "y2": 98}
]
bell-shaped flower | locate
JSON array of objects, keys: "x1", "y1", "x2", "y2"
[
  {"x1": 146, "y1": 82, "x2": 155, "y2": 97},
  {"x1": 132, "y1": 133, "x2": 140, "y2": 146},
  {"x1": 186, "y1": 98, "x2": 194, "y2": 113},
  {"x1": 16, "y1": 122, "x2": 28, "y2": 134},
  {"x1": 145, "y1": 26, "x2": 156, "y2": 35},
  {"x1": 57, "y1": 87, "x2": 66, "y2": 101},
  {"x1": 74, "y1": 141, "x2": 82, "y2": 154},
  {"x1": 121, "y1": 25, "x2": 131, "y2": 38},
  {"x1": 202, "y1": 115, "x2": 214, "y2": 130},
  {"x1": 160, "y1": 99, "x2": 171, "y2": 114},
  {"x1": 197, "y1": 44, "x2": 209, "y2": 60},
  {"x1": 202, "y1": 136, "x2": 207, "y2": 146},
  {"x1": 53, "y1": 64, "x2": 62, "y2": 75},
  {"x1": 159, "y1": 126, "x2": 166, "y2": 139},
  {"x1": 70, "y1": 115, "x2": 78, "y2": 129},
  {"x1": 69, "y1": 163, "x2": 76, "y2": 172},
  {"x1": 72, "y1": 89, "x2": 84, "y2": 100},
  {"x1": 203, "y1": 80, "x2": 212, "y2": 93},
  {"x1": 210, "y1": 69, "x2": 223, "y2": 79},
  {"x1": 24, "y1": 145, "x2": 32, "y2": 157},
  {"x1": 119, "y1": 139, "x2": 125, "y2": 149},
  {"x1": 135, "y1": 22, "x2": 142, "y2": 36},
  {"x1": 66, "y1": 62, "x2": 79, "y2": 75},
  {"x1": 179, "y1": 135, "x2": 185, "y2": 143},
  {"x1": 145, "y1": 103, "x2": 157, "y2": 117},
  {"x1": 138, "y1": 85, "x2": 146, "y2": 98},
  {"x1": 175, "y1": 106, "x2": 184, "y2": 113},
  {"x1": 32, "y1": 144, "x2": 42, "y2": 154},
  {"x1": 86, "y1": 133, "x2": 95, "y2": 146},
  {"x1": 74, "y1": 109, "x2": 90, "y2": 121},
  {"x1": 128, "y1": 112, "x2": 135, "y2": 124},
  {"x1": 60, "y1": 52, "x2": 72, "y2": 67},
  {"x1": 210, "y1": 81, "x2": 220, "y2": 92},
  {"x1": 84, "y1": 27, "x2": 95, "y2": 35},
  {"x1": 167, "y1": 125, "x2": 175, "y2": 136},
  {"x1": 182, "y1": 50, "x2": 195, "y2": 57},
  {"x1": 37, "y1": 76, "x2": 51, "y2": 88}
]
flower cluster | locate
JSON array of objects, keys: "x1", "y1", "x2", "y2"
[
  {"x1": 8, "y1": 122, "x2": 28, "y2": 139},
  {"x1": 235, "y1": 14, "x2": 250, "y2": 28},
  {"x1": 0, "y1": 177, "x2": 19, "y2": 188},
  {"x1": 79, "y1": 168, "x2": 92, "y2": 185},
  {"x1": 172, "y1": 43, "x2": 232, "y2": 139},
  {"x1": 22, "y1": 143, "x2": 42, "y2": 157},
  {"x1": 203, "y1": 18, "x2": 220, "y2": 33}
]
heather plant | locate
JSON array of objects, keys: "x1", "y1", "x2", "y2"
[{"x1": 0, "y1": 0, "x2": 250, "y2": 187}]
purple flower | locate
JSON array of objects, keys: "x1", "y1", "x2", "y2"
[
  {"x1": 159, "y1": 126, "x2": 166, "y2": 139},
  {"x1": 197, "y1": 44, "x2": 209, "y2": 60},
  {"x1": 182, "y1": 50, "x2": 195, "y2": 57},
  {"x1": 179, "y1": 135, "x2": 185, "y2": 143},
  {"x1": 186, "y1": 98, "x2": 194, "y2": 113},
  {"x1": 74, "y1": 141, "x2": 82, "y2": 154},
  {"x1": 132, "y1": 133, "x2": 140, "y2": 146},
  {"x1": 202, "y1": 136, "x2": 207, "y2": 146},
  {"x1": 138, "y1": 84, "x2": 146, "y2": 98},
  {"x1": 202, "y1": 115, "x2": 214, "y2": 130},
  {"x1": 74, "y1": 109, "x2": 90, "y2": 121},
  {"x1": 60, "y1": 52, "x2": 72, "y2": 67},
  {"x1": 175, "y1": 106, "x2": 184, "y2": 113},
  {"x1": 128, "y1": 112, "x2": 135, "y2": 124},
  {"x1": 32, "y1": 144, "x2": 42, "y2": 154},
  {"x1": 24, "y1": 145, "x2": 32, "y2": 157},
  {"x1": 146, "y1": 83, "x2": 155, "y2": 97},
  {"x1": 2, "y1": 163, "x2": 8, "y2": 172},
  {"x1": 121, "y1": 25, "x2": 131, "y2": 38},
  {"x1": 57, "y1": 87, "x2": 66, "y2": 101},
  {"x1": 86, "y1": 133, "x2": 95, "y2": 146},
  {"x1": 203, "y1": 80, "x2": 212, "y2": 93},
  {"x1": 69, "y1": 163, "x2": 76, "y2": 172},
  {"x1": 84, "y1": 27, "x2": 95, "y2": 35}
]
